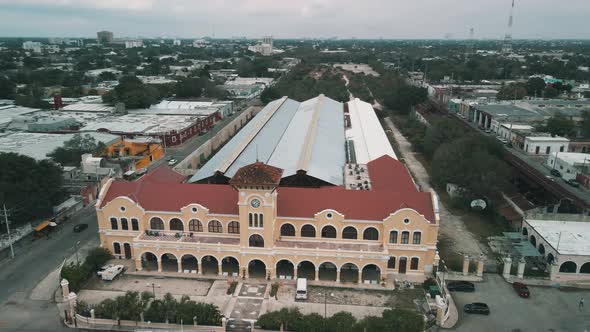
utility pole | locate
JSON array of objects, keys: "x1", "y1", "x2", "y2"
[{"x1": 2, "y1": 204, "x2": 15, "y2": 259}]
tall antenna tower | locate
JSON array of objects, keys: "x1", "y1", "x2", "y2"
[{"x1": 502, "y1": 0, "x2": 515, "y2": 54}]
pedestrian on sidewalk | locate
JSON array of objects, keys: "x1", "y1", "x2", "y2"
[{"x1": 579, "y1": 297, "x2": 584, "y2": 311}]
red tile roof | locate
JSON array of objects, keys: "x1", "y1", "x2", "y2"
[
  {"x1": 100, "y1": 156, "x2": 435, "y2": 223},
  {"x1": 137, "y1": 165, "x2": 187, "y2": 184},
  {"x1": 229, "y1": 162, "x2": 283, "y2": 187}
]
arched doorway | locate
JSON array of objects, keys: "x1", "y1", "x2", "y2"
[
  {"x1": 362, "y1": 264, "x2": 381, "y2": 284},
  {"x1": 522, "y1": 227, "x2": 528, "y2": 236},
  {"x1": 301, "y1": 224, "x2": 316, "y2": 238},
  {"x1": 538, "y1": 243, "x2": 545, "y2": 255},
  {"x1": 276, "y1": 260, "x2": 294, "y2": 279},
  {"x1": 559, "y1": 261, "x2": 577, "y2": 273},
  {"x1": 141, "y1": 252, "x2": 158, "y2": 271},
  {"x1": 249, "y1": 234, "x2": 264, "y2": 247},
  {"x1": 580, "y1": 262, "x2": 590, "y2": 274},
  {"x1": 161, "y1": 253, "x2": 178, "y2": 272},
  {"x1": 248, "y1": 260, "x2": 267, "y2": 279},
  {"x1": 222, "y1": 257, "x2": 239, "y2": 276},
  {"x1": 280, "y1": 224, "x2": 295, "y2": 237},
  {"x1": 201, "y1": 255, "x2": 219, "y2": 275},
  {"x1": 318, "y1": 262, "x2": 337, "y2": 281},
  {"x1": 530, "y1": 235, "x2": 537, "y2": 247},
  {"x1": 170, "y1": 218, "x2": 184, "y2": 231},
  {"x1": 180, "y1": 254, "x2": 197, "y2": 273},
  {"x1": 547, "y1": 253, "x2": 555, "y2": 264},
  {"x1": 342, "y1": 226, "x2": 357, "y2": 239},
  {"x1": 363, "y1": 227, "x2": 379, "y2": 240},
  {"x1": 123, "y1": 243, "x2": 132, "y2": 259},
  {"x1": 340, "y1": 263, "x2": 359, "y2": 283},
  {"x1": 399, "y1": 257, "x2": 408, "y2": 274},
  {"x1": 321, "y1": 225, "x2": 336, "y2": 238},
  {"x1": 297, "y1": 261, "x2": 316, "y2": 280}
]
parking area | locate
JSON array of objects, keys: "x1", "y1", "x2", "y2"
[{"x1": 450, "y1": 274, "x2": 590, "y2": 332}]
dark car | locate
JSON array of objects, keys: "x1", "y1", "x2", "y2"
[
  {"x1": 566, "y1": 179, "x2": 581, "y2": 188},
  {"x1": 464, "y1": 302, "x2": 490, "y2": 315},
  {"x1": 513, "y1": 282, "x2": 530, "y2": 298},
  {"x1": 447, "y1": 281, "x2": 475, "y2": 292},
  {"x1": 550, "y1": 169, "x2": 562, "y2": 177},
  {"x1": 73, "y1": 223, "x2": 88, "y2": 232}
]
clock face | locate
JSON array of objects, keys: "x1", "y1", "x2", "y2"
[{"x1": 251, "y1": 199, "x2": 261, "y2": 208}]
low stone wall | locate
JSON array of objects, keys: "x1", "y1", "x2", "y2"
[
  {"x1": 74, "y1": 314, "x2": 224, "y2": 331},
  {"x1": 1, "y1": 223, "x2": 32, "y2": 251},
  {"x1": 175, "y1": 106, "x2": 261, "y2": 176}
]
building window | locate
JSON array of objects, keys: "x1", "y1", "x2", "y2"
[
  {"x1": 110, "y1": 218, "x2": 118, "y2": 230},
  {"x1": 412, "y1": 232, "x2": 422, "y2": 244},
  {"x1": 150, "y1": 217, "x2": 164, "y2": 230},
  {"x1": 259, "y1": 214, "x2": 264, "y2": 227},
  {"x1": 192, "y1": 207, "x2": 198, "y2": 213},
  {"x1": 170, "y1": 218, "x2": 184, "y2": 231},
  {"x1": 208, "y1": 220, "x2": 222, "y2": 233},
  {"x1": 113, "y1": 243, "x2": 121, "y2": 255},
  {"x1": 410, "y1": 257, "x2": 419, "y2": 270},
  {"x1": 249, "y1": 213, "x2": 253, "y2": 227},
  {"x1": 389, "y1": 231, "x2": 398, "y2": 244},
  {"x1": 249, "y1": 234, "x2": 264, "y2": 247},
  {"x1": 171, "y1": 136, "x2": 177, "y2": 143},
  {"x1": 326, "y1": 212, "x2": 333, "y2": 219},
  {"x1": 121, "y1": 218, "x2": 128, "y2": 230},
  {"x1": 560, "y1": 146, "x2": 564, "y2": 152},
  {"x1": 321, "y1": 225, "x2": 337, "y2": 238},
  {"x1": 189, "y1": 219, "x2": 203, "y2": 232},
  {"x1": 363, "y1": 227, "x2": 379, "y2": 241},
  {"x1": 546, "y1": 146, "x2": 551, "y2": 154},
  {"x1": 280, "y1": 224, "x2": 295, "y2": 236},
  {"x1": 387, "y1": 257, "x2": 396, "y2": 269},
  {"x1": 403, "y1": 218, "x2": 410, "y2": 225},
  {"x1": 401, "y1": 231, "x2": 410, "y2": 244},
  {"x1": 342, "y1": 226, "x2": 357, "y2": 239},
  {"x1": 120, "y1": 206, "x2": 126, "y2": 212},
  {"x1": 228, "y1": 221, "x2": 240, "y2": 234},
  {"x1": 131, "y1": 218, "x2": 139, "y2": 231},
  {"x1": 301, "y1": 224, "x2": 316, "y2": 237},
  {"x1": 254, "y1": 213, "x2": 258, "y2": 227}
]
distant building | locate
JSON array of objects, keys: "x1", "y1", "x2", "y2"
[
  {"x1": 97, "y1": 31, "x2": 114, "y2": 44},
  {"x1": 125, "y1": 40, "x2": 144, "y2": 49},
  {"x1": 248, "y1": 36, "x2": 273, "y2": 56},
  {"x1": 546, "y1": 152, "x2": 590, "y2": 181},
  {"x1": 22, "y1": 41, "x2": 42, "y2": 53},
  {"x1": 173, "y1": 39, "x2": 181, "y2": 46}
]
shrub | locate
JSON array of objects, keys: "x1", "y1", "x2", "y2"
[
  {"x1": 270, "y1": 282, "x2": 279, "y2": 298},
  {"x1": 227, "y1": 281, "x2": 238, "y2": 295}
]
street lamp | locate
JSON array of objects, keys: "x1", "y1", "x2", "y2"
[
  {"x1": 146, "y1": 283, "x2": 160, "y2": 297},
  {"x1": 318, "y1": 292, "x2": 334, "y2": 327},
  {"x1": 74, "y1": 240, "x2": 81, "y2": 265}
]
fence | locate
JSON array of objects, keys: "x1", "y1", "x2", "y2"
[{"x1": 74, "y1": 314, "x2": 224, "y2": 331}]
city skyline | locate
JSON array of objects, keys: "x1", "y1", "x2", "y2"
[{"x1": 0, "y1": 0, "x2": 589, "y2": 39}]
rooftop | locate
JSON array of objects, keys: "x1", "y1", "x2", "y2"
[
  {"x1": 551, "y1": 152, "x2": 590, "y2": 165},
  {"x1": 229, "y1": 162, "x2": 283, "y2": 187},
  {"x1": 80, "y1": 114, "x2": 205, "y2": 134},
  {"x1": 526, "y1": 219, "x2": 590, "y2": 256}
]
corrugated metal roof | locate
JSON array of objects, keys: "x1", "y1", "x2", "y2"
[{"x1": 190, "y1": 95, "x2": 346, "y2": 185}]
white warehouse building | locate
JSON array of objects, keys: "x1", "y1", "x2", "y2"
[
  {"x1": 546, "y1": 152, "x2": 590, "y2": 181},
  {"x1": 523, "y1": 136, "x2": 569, "y2": 156}
]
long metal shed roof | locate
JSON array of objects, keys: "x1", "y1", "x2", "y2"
[{"x1": 190, "y1": 95, "x2": 346, "y2": 185}]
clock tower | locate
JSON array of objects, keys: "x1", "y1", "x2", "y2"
[{"x1": 229, "y1": 162, "x2": 283, "y2": 250}]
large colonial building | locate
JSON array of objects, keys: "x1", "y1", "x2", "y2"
[{"x1": 96, "y1": 96, "x2": 440, "y2": 284}]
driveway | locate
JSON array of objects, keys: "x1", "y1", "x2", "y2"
[{"x1": 450, "y1": 274, "x2": 590, "y2": 332}]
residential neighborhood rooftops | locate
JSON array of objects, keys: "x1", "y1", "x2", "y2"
[{"x1": 526, "y1": 219, "x2": 590, "y2": 256}]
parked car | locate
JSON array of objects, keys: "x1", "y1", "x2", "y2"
[
  {"x1": 136, "y1": 168, "x2": 148, "y2": 176},
  {"x1": 168, "y1": 159, "x2": 178, "y2": 166},
  {"x1": 550, "y1": 169, "x2": 562, "y2": 177},
  {"x1": 73, "y1": 223, "x2": 88, "y2": 232},
  {"x1": 447, "y1": 281, "x2": 475, "y2": 292},
  {"x1": 512, "y1": 282, "x2": 530, "y2": 298},
  {"x1": 464, "y1": 302, "x2": 490, "y2": 315},
  {"x1": 566, "y1": 179, "x2": 581, "y2": 188},
  {"x1": 101, "y1": 265, "x2": 125, "y2": 281},
  {"x1": 97, "y1": 264, "x2": 116, "y2": 276}
]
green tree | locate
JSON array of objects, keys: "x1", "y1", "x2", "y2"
[
  {"x1": 48, "y1": 133, "x2": 107, "y2": 166},
  {"x1": 381, "y1": 309, "x2": 424, "y2": 332},
  {"x1": 383, "y1": 85, "x2": 428, "y2": 114},
  {"x1": 293, "y1": 313, "x2": 325, "y2": 332},
  {"x1": 526, "y1": 77, "x2": 546, "y2": 97},
  {"x1": 580, "y1": 111, "x2": 590, "y2": 138},
  {"x1": 0, "y1": 76, "x2": 16, "y2": 99},
  {"x1": 326, "y1": 311, "x2": 357, "y2": 332},
  {"x1": 423, "y1": 117, "x2": 465, "y2": 158},
  {"x1": 543, "y1": 85, "x2": 560, "y2": 98},
  {"x1": 98, "y1": 71, "x2": 118, "y2": 81},
  {"x1": 260, "y1": 87, "x2": 282, "y2": 104},
  {"x1": 537, "y1": 113, "x2": 576, "y2": 137},
  {"x1": 162, "y1": 293, "x2": 177, "y2": 323},
  {"x1": 497, "y1": 83, "x2": 527, "y2": 100},
  {"x1": 84, "y1": 247, "x2": 113, "y2": 271},
  {"x1": 104, "y1": 76, "x2": 160, "y2": 108}
]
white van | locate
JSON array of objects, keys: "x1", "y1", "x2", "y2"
[{"x1": 295, "y1": 278, "x2": 307, "y2": 300}]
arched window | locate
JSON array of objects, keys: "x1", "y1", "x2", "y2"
[
  {"x1": 410, "y1": 257, "x2": 419, "y2": 270},
  {"x1": 189, "y1": 219, "x2": 203, "y2": 232},
  {"x1": 387, "y1": 257, "x2": 396, "y2": 269},
  {"x1": 150, "y1": 217, "x2": 164, "y2": 230},
  {"x1": 228, "y1": 221, "x2": 240, "y2": 234},
  {"x1": 412, "y1": 232, "x2": 422, "y2": 244},
  {"x1": 249, "y1": 234, "x2": 264, "y2": 247},
  {"x1": 254, "y1": 214, "x2": 258, "y2": 227},
  {"x1": 538, "y1": 243, "x2": 545, "y2": 255},
  {"x1": 208, "y1": 220, "x2": 222, "y2": 233},
  {"x1": 301, "y1": 225, "x2": 316, "y2": 238},
  {"x1": 259, "y1": 214, "x2": 264, "y2": 227},
  {"x1": 249, "y1": 213, "x2": 253, "y2": 227},
  {"x1": 113, "y1": 242, "x2": 121, "y2": 254},
  {"x1": 280, "y1": 224, "x2": 295, "y2": 237},
  {"x1": 522, "y1": 227, "x2": 528, "y2": 236},
  {"x1": 389, "y1": 231, "x2": 398, "y2": 243},
  {"x1": 342, "y1": 226, "x2": 357, "y2": 239},
  {"x1": 363, "y1": 227, "x2": 379, "y2": 241},
  {"x1": 559, "y1": 261, "x2": 577, "y2": 273},
  {"x1": 170, "y1": 218, "x2": 184, "y2": 231},
  {"x1": 110, "y1": 217, "x2": 118, "y2": 230},
  {"x1": 401, "y1": 231, "x2": 410, "y2": 244},
  {"x1": 580, "y1": 262, "x2": 590, "y2": 274},
  {"x1": 121, "y1": 218, "x2": 128, "y2": 230},
  {"x1": 530, "y1": 235, "x2": 537, "y2": 247},
  {"x1": 131, "y1": 218, "x2": 139, "y2": 231},
  {"x1": 321, "y1": 225, "x2": 337, "y2": 238}
]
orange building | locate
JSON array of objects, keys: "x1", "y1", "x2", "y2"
[{"x1": 105, "y1": 138, "x2": 164, "y2": 170}]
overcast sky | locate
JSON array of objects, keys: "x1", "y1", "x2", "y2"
[{"x1": 0, "y1": 0, "x2": 588, "y2": 39}]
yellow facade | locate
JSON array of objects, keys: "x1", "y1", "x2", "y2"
[
  {"x1": 97, "y1": 179, "x2": 439, "y2": 284},
  {"x1": 105, "y1": 140, "x2": 164, "y2": 170}
]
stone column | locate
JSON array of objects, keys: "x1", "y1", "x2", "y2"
[
  {"x1": 462, "y1": 255, "x2": 469, "y2": 276},
  {"x1": 135, "y1": 258, "x2": 143, "y2": 271},
  {"x1": 157, "y1": 259, "x2": 162, "y2": 272},
  {"x1": 90, "y1": 309, "x2": 95, "y2": 320},
  {"x1": 433, "y1": 251, "x2": 440, "y2": 275},
  {"x1": 178, "y1": 260, "x2": 183, "y2": 273},
  {"x1": 315, "y1": 269, "x2": 320, "y2": 282},
  {"x1": 549, "y1": 263, "x2": 559, "y2": 281},
  {"x1": 68, "y1": 292, "x2": 78, "y2": 322},
  {"x1": 218, "y1": 264, "x2": 223, "y2": 276},
  {"x1": 293, "y1": 267, "x2": 298, "y2": 279},
  {"x1": 517, "y1": 258, "x2": 526, "y2": 279},
  {"x1": 502, "y1": 256, "x2": 512, "y2": 279},
  {"x1": 61, "y1": 279, "x2": 70, "y2": 300},
  {"x1": 357, "y1": 270, "x2": 363, "y2": 284},
  {"x1": 197, "y1": 262, "x2": 203, "y2": 275},
  {"x1": 476, "y1": 255, "x2": 484, "y2": 277},
  {"x1": 221, "y1": 317, "x2": 226, "y2": 329},
  {"x1": 335, "y1": 269, "x2": 340, "y2": 283}
]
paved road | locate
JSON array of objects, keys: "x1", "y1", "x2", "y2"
[
  {"x1": 450, "y1": 274, "x2": 590, "y2": 332},
  {"x1": 0, "y1": 205, "x2": 99, "y2": 332}
]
